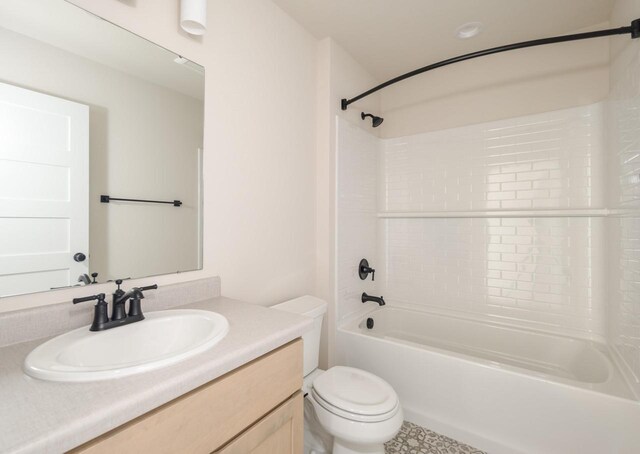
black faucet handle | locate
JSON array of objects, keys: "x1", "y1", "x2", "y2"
[
  {"x1": 128, "y1": 290, "x2": 145, "y2": 317},
  {"x1": 112, "y1": 279, "x2": 127, "y2": 300},
  {"x1": 359, "y1": 259, "x2": 376, "y2": 281},
  {"x1": 73, "y1": 293, "x2": 106, "y2": 304},
  {"x1": 127, "y1": 285, "x2": 155, "y2": 318}
]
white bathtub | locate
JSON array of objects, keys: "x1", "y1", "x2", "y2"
[{"x1": 337, "y1": 307, "x2": 640, "y2": 454}]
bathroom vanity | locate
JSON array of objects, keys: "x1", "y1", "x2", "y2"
[
  {"x1": 72, "y1": 340, "x2": 303, "y2": 454},
  {"x1": 0, "y1": 278, "x2": 313, "y2": 454}
]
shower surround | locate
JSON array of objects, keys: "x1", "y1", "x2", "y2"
[
  {"x1": 338, "y1": 103, "x2": 608, "y2": 338},
  {"x1": 335, "y1": 98, "x2": 640, "y2": 452}
]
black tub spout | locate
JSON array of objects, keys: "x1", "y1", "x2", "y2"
[{"x1": 362, "y1": 292, "x2": 385, "y2": 306}]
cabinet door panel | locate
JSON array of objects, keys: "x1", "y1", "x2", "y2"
[{"x1": 216, "y1": 392, "x2": 303, "y2": 454}]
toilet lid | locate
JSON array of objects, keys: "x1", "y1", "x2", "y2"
[{"x1": 311, "y1": 366, "x2": 398, "y2": 417}]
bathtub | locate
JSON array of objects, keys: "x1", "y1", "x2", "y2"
[{"x1": 337, "y1": 307, "x2": 640, "y2": 454}]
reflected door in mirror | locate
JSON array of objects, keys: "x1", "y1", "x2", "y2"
[{"x1": 0, "y1": 82, "x2": 89, "y2": 296}]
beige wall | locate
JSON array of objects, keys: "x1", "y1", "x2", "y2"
[
  {"x1": 0, "y1": 26, "x2": 202, "y2": 283},
  {"x1": 1, "y1": 0, "x2": 319, "y2": 312},
  {"x1": 379, "y1": 24, "x2": 610, "y2": 138}
]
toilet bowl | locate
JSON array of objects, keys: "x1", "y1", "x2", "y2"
[
  {"x1": 307, "y1": 366, "x2": 403, "y2": 454},
  {"x1": 272, "y1": 296, "x2": 403, "y2": 454}
]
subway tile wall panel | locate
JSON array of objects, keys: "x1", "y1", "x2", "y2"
[
  {"x1": 379, "y1": 217, "x2": 606, "y2": 337},
  {"x1": 338, "y1": 104, "x2": 609, "y2": 338},
  {"x1": 376, "y1": 104, "x2": 608, "y2": 338},
  {"x1": 381, "y1": 104, "x2": 605, "y2": 212}
]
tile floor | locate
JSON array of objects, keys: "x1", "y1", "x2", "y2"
[{"x1": 385, "y1": 421, "x2": 486, "y2": 454}]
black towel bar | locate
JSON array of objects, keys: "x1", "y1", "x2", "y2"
[{"x1": 100, "y1": 195, "x2": 182, "y2": 207}]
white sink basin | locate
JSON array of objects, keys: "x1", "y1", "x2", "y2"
[{"x1": 24, "y1": 309, "x2": 229, "y2": 382}]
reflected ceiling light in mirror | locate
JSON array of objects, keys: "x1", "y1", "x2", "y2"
[
  {"x1": 455, "y1": 22, "x2": 483, "y2": 39},
  {"x1": 180, "y1": 0, "x2": 207, "y2": 36}
]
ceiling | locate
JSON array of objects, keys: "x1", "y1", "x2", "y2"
[{"x1": 272, "y1": 0, "x2": 616, "y2": 81}]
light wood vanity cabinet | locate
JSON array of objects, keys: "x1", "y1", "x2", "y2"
[{"x1": 70, "y1": 340, "x2": 303, "y2": 454}]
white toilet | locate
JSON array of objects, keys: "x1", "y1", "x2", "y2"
[{"x1": 272, "y1": 296, "x2": 403, "y2": 454}]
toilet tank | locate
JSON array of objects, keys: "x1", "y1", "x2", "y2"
[{"x1": 271, "y1": 296, "x2": 327, "y2": 377}]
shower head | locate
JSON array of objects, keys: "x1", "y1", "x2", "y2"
[{"x1": 361, "y1": 112, "x2": 384, "y2": 128}]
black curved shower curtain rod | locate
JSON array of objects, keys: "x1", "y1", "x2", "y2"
[{"x1": 341, "y1": 19, "x2": 640, "y2": 111}]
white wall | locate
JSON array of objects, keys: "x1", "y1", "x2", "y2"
[
  {"x1": 606, "y1": 0, "x2": 640, "y2": 398},
  {"x1": 379, "y1": 24, "x2": 610, "y2": 138},
  {"x1": 1, "y1": 0, "x2": 319, "y2": 312},
  {"x1": 0, "y1": 26, "x2": 202, "y2": 283}
]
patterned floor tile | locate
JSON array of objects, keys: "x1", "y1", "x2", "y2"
[{"x1": 385, "y1": 421, "x2": 487, "y2": 454}]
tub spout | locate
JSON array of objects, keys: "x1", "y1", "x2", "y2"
[{"x1": 362, "y1": 292, "x2": 385, "y2": 306}]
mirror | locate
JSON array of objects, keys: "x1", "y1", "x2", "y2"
[{"x1": 0, "y1": 0, "x2": 204, "y2": 298}]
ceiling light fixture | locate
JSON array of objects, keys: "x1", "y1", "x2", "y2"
[
  {"x1": 455, "y1": 22, "x2": 483, "y2": 39},
  {"x1": 180, "y1": 0, "x2": 207, "y2": 36}
]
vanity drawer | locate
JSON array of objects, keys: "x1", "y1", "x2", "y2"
[{"x1": 70, "y1": 339, "x2": 302, "y2": 454}]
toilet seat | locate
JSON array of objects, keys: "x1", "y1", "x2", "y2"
[
  {"x1": 311, "y1": 388, "x2": 400, "y2": 423},
  {"x1": 307, "y1": 389, "x2": 404, "y2": 448},
  {"x1": 311, "y1": 366, "x2": 399, "y2": 422}
]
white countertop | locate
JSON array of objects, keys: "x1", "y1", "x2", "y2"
[{"x1": 0, "y1": 297, "x2": 313, "y2": 454}]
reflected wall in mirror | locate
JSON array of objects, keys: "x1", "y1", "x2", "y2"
[{"x1": 0, "y1": 0, "x2": 204, "y2": 298}]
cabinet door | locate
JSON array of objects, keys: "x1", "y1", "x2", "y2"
[{"x1": 216, "y1": 392, "x2": 303, "y2": 454}]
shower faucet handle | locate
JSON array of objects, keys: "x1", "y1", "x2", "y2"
[{"x1": 359, "y1": 258, "x2": 375, "y2": 281}]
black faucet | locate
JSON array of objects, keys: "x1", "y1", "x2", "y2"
[
  {"x1": 72, "y1": 281, "x2": 157, "y2": 331},
  {"x1": 362, "y1": 292, "x2": 385, "y2": 306}
]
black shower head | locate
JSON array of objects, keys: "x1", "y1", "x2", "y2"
[{"x1": 361, "y1": 112, "x2": 384, "y2": 128}]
